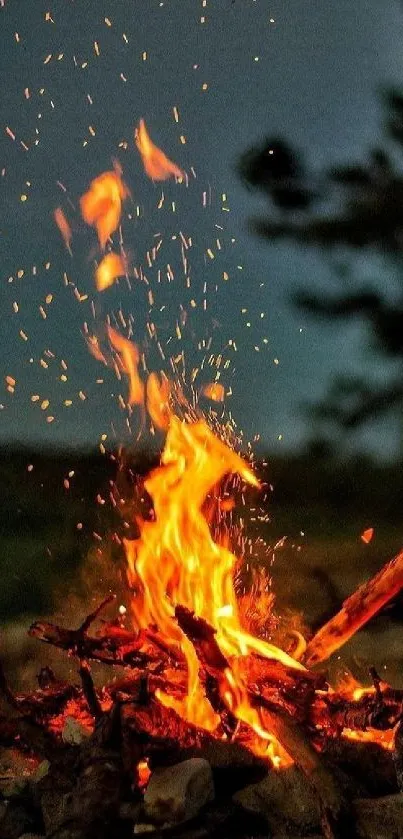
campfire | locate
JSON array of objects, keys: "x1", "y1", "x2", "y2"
[
  {"x1": 2, "y1": 131, "x2": 403, "y2": 839},
  {"x1": 1, "y1": 416, "x2": 403, "y2": 839}
]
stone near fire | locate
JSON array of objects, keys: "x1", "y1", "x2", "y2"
[
  {"x1": 353, "y1": 793, "x2": 403, "y2": 839},
  {"x1": 61, "y1": 716, "x2": 91, "y2": 746},
  {"x1": 18, "y1": 834, "x2": 45, "y2": 839},
  {"x1": 0, "y1": 799, "x2": 40, "y2": 839},
  {"x1": 233, "y1": 766, "x2": 321, "y2": 835},
  {"x1": 143, "y1": 758, "x2": 214, "y2": 827}
]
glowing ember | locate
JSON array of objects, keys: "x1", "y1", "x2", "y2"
[
  {"x1": 54, "y1": 207, "x2": 72, "y2": 254},
  {"x1": 80, "y1": 169, "x2": 129, "y2": 249},
  {"x1": 203, "y1": 382, "x2": 225, "y2": 403},
  {"x1": 361, "y1": 527, "x2": 374, "y2": 544},
  {"x1": 135, "y1": 119, "x2": 184, "y2": 181},
  {"x1": 124, "y1": 416, "x2": 304, "y2": 756},
  {"x1": 343, "y1": 728, "x2": 394, "y2": 750},
  {"x1": 95, "y1": 252, "x2": 126, "y2": 292}
]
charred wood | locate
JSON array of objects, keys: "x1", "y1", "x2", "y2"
[{"x1": 29, "y1": 618, "x2": 170, "y2": 671}]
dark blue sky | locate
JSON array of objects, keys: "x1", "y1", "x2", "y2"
[{"x1": 2, "y1": 0, "x2": 403, "y2": 456}]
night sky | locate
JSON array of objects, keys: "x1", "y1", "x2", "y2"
[{"x1": 2, "y1": 0, "x2": 403, "y2": 456}]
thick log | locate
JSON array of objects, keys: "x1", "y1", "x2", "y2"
[
  {"x1": 304, "y1": 547, "x2": 403, "y2": 666},
  {"x1": 175, "y1": 606, "x2": 347, "y2": 838},
  {"x1": 121, "y1": 696, "x2": 267, "y2": 776},
  {"x1": 175, "y1": 605, "x2": 323, "y2": 717}
]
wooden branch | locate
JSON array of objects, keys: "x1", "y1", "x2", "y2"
[
  {"x1": 29, "y1": 618, "x2": 168, "y2": 671},
  {"x1": 79, "y1": 660, "x2": 103, "y2": 719},
  {"x1": 79, "y1": 593, "x2": 116, "y2": 633},
  {"x1": 304, "y1": 547, "x2": 403, "y2": 666}
]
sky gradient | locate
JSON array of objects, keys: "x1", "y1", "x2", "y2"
[{"x1": 2, "y1": 0, "x2": 403, "y2": 456}]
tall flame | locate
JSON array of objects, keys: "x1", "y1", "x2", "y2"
[
  {"x1": 124, "y1": 417, "x2": 304, "y2": 751},
  {"x1": 107, "y1": 326, "x2": 144, "y2": 407},
  {"x1": 135, "y1": 119, "x2": 183, "y2": 181}
]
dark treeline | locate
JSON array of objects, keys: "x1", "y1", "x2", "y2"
[{"x1": 0, "y1": 443, "x2": 402, "y2": 623}]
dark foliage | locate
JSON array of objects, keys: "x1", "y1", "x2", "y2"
[{"x1": 239, "y1": 88, "x2": 403, "y2": 435}]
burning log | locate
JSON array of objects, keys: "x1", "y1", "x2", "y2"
[
  {"x1": 28, "y1": 615, "x2": 172, "y2": 671},
  {"x1": 121, "y1": 694, "x2": 267, "y2": 777},
  {"x1": 175, "y1": 606, "x2": 347, "y2": 838},
  {"x1": 313, "y1": 687, "x2": 403, "y2": 735},
  {"x1": 304, "y1": 547, "x2": 403, "y2": 666}
]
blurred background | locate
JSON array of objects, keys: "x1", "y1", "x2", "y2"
[{"x1": 2, "y1": 0, "x2": 403, "y2": 686}]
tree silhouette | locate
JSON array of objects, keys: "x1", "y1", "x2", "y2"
[{"x1": 239, "y1": 89, "x2": 403, "y2": 435}]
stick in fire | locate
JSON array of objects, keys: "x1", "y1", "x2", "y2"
[{"x1": 304, "y1": 547, "x2": 403, "y2": 667}]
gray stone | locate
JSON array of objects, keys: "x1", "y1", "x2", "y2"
[
  {"x1": 29, "y1": 763, "x2": 49, "y2": 787},
  {"x1": 61, "y1": 716, "x2": 90, "y2": 746},
  {"x1": 233, "y1": 766, "x2": 321, "y2": 836},
  {"x1": 144, "y1": 759, "x2": 214, "y2": 827},
  {"x1": 353, "y1": 793, "x2": 403, "y2": 839},
  {"x1": 40, "y1": 790, "x2": 72, "y2": 834}
]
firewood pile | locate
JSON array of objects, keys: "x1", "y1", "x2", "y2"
[{"x1": 1, "y1": 547, "x2": 403, "y2": 839}]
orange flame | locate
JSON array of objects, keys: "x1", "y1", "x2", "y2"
[
  {"x1": 95, "y1": 252, "x2": 126, "y2": 291},
  {"x1": 203, "y1": 382, "x2": 225, "y2": 403},
  {"x1": 86, "y1": 334, "x2": 108, "y2": 365},
  {"x1": 107, "y1": 326, "x2": 144, "y2": 406},
  {"x1": 146, "y1": 372, "x2": 171, "y2": 430},
  {"x1": 135, "y1": 119, "x2": 183, "y2": 181},
  {"x1": 54, "y1": 207, "x2": 72, "y2": 253},
  {"x1": 80, "y1": 170, "x2": 129, "y2": 249},
  {"x1": 361, "y1": 527, "x2": 374, "y2": 544},
  {"x1": 124, "y1": 417, "x2": 303, "y2": 754}
]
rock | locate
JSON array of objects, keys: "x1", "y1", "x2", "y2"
[
  {"x1": 29, "y1": 763, "x2": 50, "y2": 787},
  {"x1": 0, "y1": 799, "x2": 41, "y2": 839},
  {"x1": 18, "y1": 834, "x2": 45, "y2": 839},
  {"x1": 353, "y1": 793, "x2": 403, "y2": 838},
  {"x1": 118, "y1": 801, "x2": 142, "y2": 822},
  {"x1": 325, "y1": 737, "x2": 397, "y2": 798},
  {"x1": 194, "y1": 740, "x2": 268, "y2": 796},
  {"x1": 61, "y1": 716, "x2": 91, "y2": 746},
  {"x1": 0, "y1": 752, "x2": 38, "y2": 799},
  {"x1": 40, "y1": 790, "x2": 72, "y2": 834},
  {"x1": 144, "y1": 759, "x2": 214, "y2": 827},
  {"x1": 233, "y1": 766, "x2": 321, "y2": 836}
]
